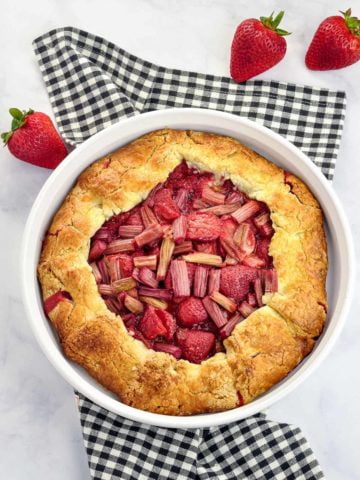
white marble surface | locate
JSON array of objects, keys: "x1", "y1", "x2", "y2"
[{"x1": 0, "y1": 0, "x2": 359, "y2": 478}]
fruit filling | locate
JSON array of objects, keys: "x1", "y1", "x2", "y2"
[{"x1": 45, "y1": 161, "x2": 278, "y2": 364}]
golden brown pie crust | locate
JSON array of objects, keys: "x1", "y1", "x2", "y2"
[{"x1": 38, "y1": 129, "x2": 327, "y2": 415}]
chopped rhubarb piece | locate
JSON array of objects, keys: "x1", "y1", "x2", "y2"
[
  {"x1": 178, "y1": 297, "x2": 208, "y2": 326},
  {"x1": 153, "y1": 188, "x2": 180, "y2": 221},
  {"x1": 138, "y1": 267, "x2": 158, "y2": 288},
  {"x1": 238, "y1": 301, "x2": 256, "y2": 318},
  {"x1": 93, "y1": 227, "x2": 112, "y2": 242},
  {"x1": 254, "y1": 277, "x2": 263, "y2": 307},
  {"x1": 224, "y1": 255, "x2": 238, "y2": 266},
  {"x1": 242, "y1": 255, "x2": 265, "y2": 268},
  {"x1": 247, "y1": 292, "x2": 257, "y2": 307},
  {"x1": 208, "y1": 269, "x2": 221, "y2": 294},
  {"x1": 139, "y1": 296, "x2": 168, "y2": 310},
  {"x1": 177, "y1": 329, "x2": 215, "y2": 364},
  {"x1": 153, "y1": 343, "x2": 182, "y2": 359},
  {"x1": 195, "y1": 241, "x2": 217, "y2": 255},
  {"x1": 183, "y1": 253, "x2": 222, "y2": 266},
  {"x1": 98, "y1": 284, "x2": 113, "y2": 296},
  {"x1": 122, "y1": 313, "x2": 136, "y2": 325},
  {"x1": 131, "y1": 267, "x2": 141, "y2": 282},
  {"x1": 44, "y1": 291, "x2": 71, "y2": 315},
  {"x1": 97, "y1": 258, "x2": 110, "y2": 284},
  {"x1": 90, "y1": 262, "x2": 102, "y2": 284},
  {"x1": 124, "y1": 294, "x2": 144, "y2": 314},
  {"x1": 221, "y1": 216, "x2": 238, "y2": 238},
  {"x1": 106, "y1": 256, "x2": 122, "y2": 282},
  {"x1": 157, "y1": 310, "x2": 176, "y2": 340},
  {"x1": 210, "y1": 291, "x2": 237, "y2": 313},
  {"x1": 219, "y1": 313, "x2": 243, "y2": 339},
  {"x1": 139, "y1": 305, "x2": 168, "y2": 340},
  {"x1": 202, "y1": 296, "x2": 227, "y2": 328},
  {"x1": 231, "y1": 200, "x2": 262, "y2": 224},
  {"x1": 127, "y1": 288, "x2": 139, "y2": 299},
  {"x1": 186, "y1": 262, "x2": 196, "y2": 288},
  {"x1": 219, "y1": 236, "x2": 239, "y2": 261},
  {"x1": 255, "y1": 238, "x2": 271, "y2": 266},
  {"x1": 157, "y1": 237, "x2": 175, "y2": 280},
  {"x1": 164, "y1": 270, "x2": 172, "y2": 289},
  {"x1": 135, "y1": 224, "x2": 163, "y2": 247},
  {"x1": 89, "y1": 239, "x2": 107, "y2": 261},
  {"x1": 258, "y1": 223, "x2": 274, "y2": 237},
  {"x1": 220, "y1": 265, "x2": 258, "y2": 302},
  {"x1": 170, "y1": 260, "x2": 190, "y2": 297},
  {"x1": 133, "y1": 254, "x2": 157, "y2": 270},
  {"x1": 253, "y1": 212, "x2": 270, "y2": 227},
  {"x1": 199, "y1": 203, "x2": 241, "y2": 215},
  {"x1": 138, "y1": 287, "x2": 173, "y2": 301},
  {"x1": 118, "y1": 225, "x2": 143, "y2": 238},
  {"x1": 187, "y1": 212, "x2": 222, "y2": 241},
  {"x1": 105, "y1": 239, "x2": 135, "y2": 255},
  {"x1": 193, "y1": 266, "x2": 209, "y2": 298},
  {"x1": 264, "y1": 269, "x2": 278, "y2": 293},
  {"x1": 173, "y1": 241, "x2": 193, "y2": 255},
  {"x1": 126, "y1": 209, "x2": 143, "y2": 226},
  {"x1": 104, "y1": 298, "x2": 120, "y2": 314},
  {"x1": 172, "y1": 215, "x2": 188, "y2": 244},
  {"x1": 226, "y1": 191, "x2": 246, "y2": 205},
  {"x1": 234, "y1": 223, "x2": 256, "y2": 256},
  {"x1": 140, "y1": 205, "x2": 158, "y2": 227},
  {"x1": 201, "y1": 184, "x2": 226, "y2": 205},
  {"x1": 112, "y1": 277, "x2": 137, "y2": 293},
  {"x1": 192, "y1": 198, "x2": 210, "y2": 209},
  {"x1": 174, "y1": 188, "x2": 188, "y2": 212}
]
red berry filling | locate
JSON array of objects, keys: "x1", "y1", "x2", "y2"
[{"x1": 83, "y1": 161, "x2": 278, "y2": 364}]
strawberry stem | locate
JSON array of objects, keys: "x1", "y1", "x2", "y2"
[
  {"x1": 340, "y1": 8, "x2": 360, "y2": 36},
  {"x1": 1, "y1": 108, "x2": 34, "y2": 144},
  {"x1": 260, "y1": 11, "x2": 291, "y2": 36}
]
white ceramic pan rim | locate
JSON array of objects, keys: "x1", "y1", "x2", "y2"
[{"x1": 21, "y1": 108, "x2": 354, "y2": 428}]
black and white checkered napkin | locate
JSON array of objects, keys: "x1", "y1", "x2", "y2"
[{"x1": 33, "y1": 27, "x2": 347, "y2": 479}]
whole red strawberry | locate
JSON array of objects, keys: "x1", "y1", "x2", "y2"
[
  {"x1": 306, "y1": 8, "x2": 360, "y2": 70},
  {"x1": 1, "y1": 108, "x2": 67, "y2": 169},
  {"x1": 230, "y1": 11, "x2": 290, "y2": 83}
]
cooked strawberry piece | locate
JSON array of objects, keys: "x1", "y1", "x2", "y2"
[
  {"x1": 220, "y1": 265, "x2": 258, "y2": 302},
  {"x1": 153, "y1": 343, "x2": 182, "y2": 359},
  {"x1": 89, "y1": 239, "x2": 107, "y2": 261},
  {"x1": 242, "y1": 254, "x2": 265, "y2": 268},
  {"x1": 178, "y1": 297, "x2": 208, "y2": 326},
  {"x1": 195, "y1": 241, "x2": 217, "y2": 255},
  {"x1": 157, "y1": 310, "x2": 176, "y2": 340},
  {"x1": 255, "y1": 238, "x2": 271, "y2": 266},
  {"x1": 117, "y1": 254, "x2": 133, "y2": 277},
  {"x1": 139, "y1": 305, "x2": 168, "y2": 340},
  {"x1": 186, "y1": 212, "x2": 222, "y2": 241},
  {"x1": 44, "y1": 291, "x2": 71, "y2": 315},
  {"x1": 153, "y1": 188, "x2": 180, "y2": 221},
  {"x1": 129, "y1": 327, "x2": 153, "y2": 349},
  {"x1": 126, "y1": 210, "x2": 143, "y2": 226},
  {"x1": 221, "y1": 216, "x2": 238, "y2": 237},
  {"x1": 177, "y1": 329, "x2": 215, "y2": 364}
]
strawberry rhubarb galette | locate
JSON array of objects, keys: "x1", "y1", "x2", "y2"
[{"x1": 38, "y1": 129, "x2": 327, "y2": 415}]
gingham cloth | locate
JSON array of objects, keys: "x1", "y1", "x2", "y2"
[{"x1": 33, "y1": 27, "x2": 347, "y2": 480}]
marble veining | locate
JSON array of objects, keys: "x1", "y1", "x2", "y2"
[{"x1": 0, "y1": 0, "x2": 359, "y2": 478}]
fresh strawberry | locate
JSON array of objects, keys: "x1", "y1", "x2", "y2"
[
  {"x1": 178, "y1": 297, "x2": 208, "y2": 326},
  {"x1": 176, "y1": 329, "x2": 215, "y2": 364},
  {"x1": 186, "y1": 212, "x2": 222, "y2": 241},
  {"x1": 220, "y1": 265, "x2": 258, "y2": 302},
  {"x1": 139, "y1": 305, "x2": 168, "y2": 340},
  {"x1": 2, "y1": 108, "x2": 67, "y2": 169},
  {"x1": 153, "y1": 188, "x2": 180, "y2": 221},
  {"x1": 305, "y1": 9, "x2": 360, "y2": 70},
  {"x1": 195, "y1": 241, "x2": 217, "y2": 255},
  {"x1": 230, "y1": 11, "x2": 290, "y2": 82},
  {"x1": 117, "y1": 254, "x2": 134, "y2": 277}
]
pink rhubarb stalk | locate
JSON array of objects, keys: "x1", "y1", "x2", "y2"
[
  {"x1": 118, "y1": 225, "x2": 143, "y2": 238},
  {"x1": 210, "y1": 291, "x2": 237, "y2": 313},
  {"x1": 135, "y1": 224, "x2": 163, "y2": 247},
  {"x1": 193, "y1": 266, "x2": 209, "y2": 298},
  {"x1": 172, "y1": 215, "x2": 187, "y2": 244},
  {"x1": 133, "y1": 255, "x2": 157, "y2": 270},
  {"x1": 231, "y1": 200, "x2": 262, "y2": 224},
  {"x1": 202, "y1": 296, "x2": 227, "y2": 328},
  {"x1": 138, "y1": 267, "x2": 158, "y2": 288},
  {"x1": 157, "y1": 237, "x2": 175, "y2": 280},
  {"x1": 105, "y1": 239, "x2": 135, "y2": 255},
  {"x1": 170, "y1": 260, "x2": 190, "y2": 297}
]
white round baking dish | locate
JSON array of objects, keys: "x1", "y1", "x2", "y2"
[{"x1": 22, "y1": 108, "x2": 354, "y2": 428}]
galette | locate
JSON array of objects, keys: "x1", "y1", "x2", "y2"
[{"x1": 38, "y1": 129, "x2": 327, "y2": 415}]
